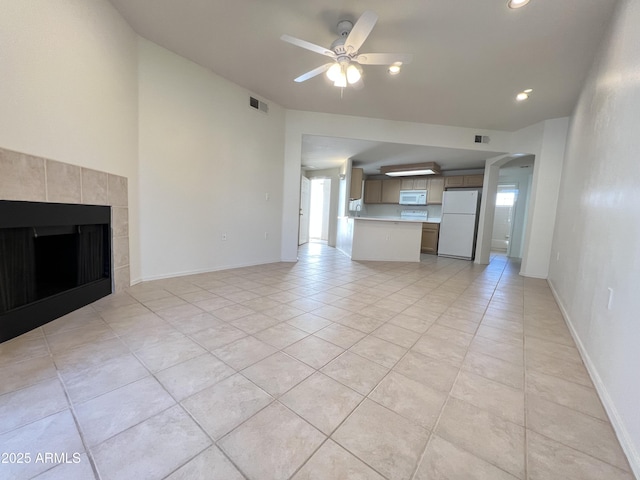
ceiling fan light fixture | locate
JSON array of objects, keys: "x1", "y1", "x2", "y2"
[
  {"x1": 388, "y1": 62, "x2": 402, "y2": 75},
  {"x1": 334, "y1": 72, "x2": 347, "y2": 88},
  {"x1": 326, "y1": 63, "x2": 342, "y2": 82},
  {"x1": 346, "y1": 64, "x2": 362, "y2": 84},
  {"x1": 507, "y1": 0, "x2": 531, "y2": 9},
  {"x1": 381, "y1": 162, "x2": 441, "y2": 176}
]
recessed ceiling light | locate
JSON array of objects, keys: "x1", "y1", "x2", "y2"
[
  {"x1": 507, "y1": 0, "x2": 531, "y2": 9},
  {"x1": 516, "y1": 92, "x2": 529, "y2": 101}
]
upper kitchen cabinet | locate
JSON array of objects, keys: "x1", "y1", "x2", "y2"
[
  {"x1": 364, "y1": 179, "x2": 382, "y2": 204},
  {"x1": 350, "y1": 168, "x2": 363, "y2": 200},
  {"x1": 381, "y1": 179, "x2": 402, "y2": 203},
  {"x1": 427, "y1": 177, "x2": 444, "y2": 204},
  {"x1": 444, "y1": 176, "x2": 464, "y2": 188},
  {"x1": 444, "y1": 175, "x2": 484, "y2": 189},
  {"x1": 413, "y1": 178, "x2": 428, "y2": 190},
  {"x1": 400, "y1": 178, "x2": 428, "y2": 190},
  {"x1": 463, "y1": 174, "x2": 484, "y2": 187},
  {"x1": 400, "y1": 178, "x2": 414, "y2": 190}
]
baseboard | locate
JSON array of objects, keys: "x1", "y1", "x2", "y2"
[
  {"x1": 547, "y1": 279, "x2": 640, "y2": 479},
  {"x1": 519, "y1": 271, "x2": 548, "y2": 279},
  {"x1": 139, "y1": 257, "x2": 284, "y2": 283}
]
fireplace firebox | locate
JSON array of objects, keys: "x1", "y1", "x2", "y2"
[{"x1": 0, "y1": 200, "x2": 112, "y2": 342}]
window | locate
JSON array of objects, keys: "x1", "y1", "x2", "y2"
[{"x1": 496, "y1": 185, "x2": 517, "y2": 206}]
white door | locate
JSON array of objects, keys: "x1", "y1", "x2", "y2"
[{"x1": 298, "y1": 176, "x2": 310, "y2": 245}]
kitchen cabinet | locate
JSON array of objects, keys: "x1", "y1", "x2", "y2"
[
  {"x1": 463, "y1": 174, "x2": 484, "y2": 187},
  {"x1": 363, "y1": 179, "x2": 382, "y2": 204},
  {"x1": 413, "y1": 178, "x2": 428, "y2": 190},
  {"x1": 444, "y1": 176, "x2": 465, "y2": 188},
  {"x1": 400, "y1": 178, "x2": 428, "y2": 190},
  {"x1": 421, "y1": 222, "x2": 440, "y2": 254},
  {"x1": 350, "y1": 168, "x2": 363, "y2": 200},
  {"x1": 400, "y1": 178, "x2": 414, "y2": 190},
  {"x1": 381, "y1": 179, "x2": 402, "y2": 203},
  {"x1": 427, "y1": 177, "x2": 444, "y2": 204},
  {"x1": 444, "y1": 175, "x2": 484, "y2": 188}
]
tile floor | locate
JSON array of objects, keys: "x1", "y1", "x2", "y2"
[{"x1": 0, "y1": 243, "x2": 635, "y2": 480}]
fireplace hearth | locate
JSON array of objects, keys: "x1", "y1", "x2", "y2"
[{"x1": 0, "y1": 200, "x2": 112, "y2": 342}]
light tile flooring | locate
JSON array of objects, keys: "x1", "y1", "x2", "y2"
[{"x1": 0, "y1": 243, "x2": 635, "y2": 480}]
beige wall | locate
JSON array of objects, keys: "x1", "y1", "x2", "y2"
[
  {"x1": 137, "y1": 39, "x2": 286, "y2": 281},
  {"x1": 0, "y1": 0, "x2": 140, "y2": 282},
  {"x1": 548, "y1": 0, "x2": 640, "y2": 475}
]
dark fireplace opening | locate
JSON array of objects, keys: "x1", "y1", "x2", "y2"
[{"x1": 0, "y1": 201, "x2": 112, "y2": 343}]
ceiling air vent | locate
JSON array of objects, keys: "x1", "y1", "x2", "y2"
[
  {"x1": 249, "y1": 96, "x2": 269, "y2": 114},
  {"x1": 474, "y1": 135, "x2": 490, "y2": 144}
]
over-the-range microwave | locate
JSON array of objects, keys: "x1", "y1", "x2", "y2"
[{"x1": 399, "y1": 190, "x2": 427, "y2": 205}]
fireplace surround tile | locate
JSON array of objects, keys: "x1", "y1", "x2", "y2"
[
  {"x1": 0, "y1": 150, "x2": 46, "y2": 201},
  {"x1": 46, "y1": 159, "x2": 82, "y2": 203},
  {"x1": 81, "y1": 167, "x2": 109, "y2": 205},
  {"x1": 113, "y1": 236, "x2": 130, "y2": 269},
  {"x1": 108, "y1": 173, "x2": 128, "y2": 207},
  {"x1": 0, "y1": 147, "x2": 130, "y2": 292},
  {"x1": 112, "y1": 207, "x2": 129, "y2": 237}
]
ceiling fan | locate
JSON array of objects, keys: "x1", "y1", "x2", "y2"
[{"x1": 281, "y1": 10, "x2": 413, "y2": 87}]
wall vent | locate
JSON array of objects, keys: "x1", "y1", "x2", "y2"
[
  {"x1": 249, "y1": 96, "x2": 269, "y2": 114},
  {"x1": 474, "y1": 135, "x2": 490, "y2": 144}
]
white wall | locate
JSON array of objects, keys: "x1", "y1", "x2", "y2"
[
  {"x1": 0, "y1": 0, "x2": 140, "y2": 280},
  {"x1": 477, "y1": 118, "x2": 569, "y2": 276},
  {"x1": 518, "y1": 117, "x2": 569, "y2": 277},
  {"x1": 548, "y1": 0, "x2": 640, "y2": 475},
  {"x1": 137, "y1": 39, "x2": 285, "y2": 280}
]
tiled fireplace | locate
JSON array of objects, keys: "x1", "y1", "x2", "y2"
[{"x1": 0, "y1": 147, "x2": 130, "y2": 339}]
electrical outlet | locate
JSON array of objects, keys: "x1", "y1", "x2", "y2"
[
  {"x1": 264, "y1": 232, "x2": 268, "y2": 240},
  {"x1": 221, "y1": 233, "x2": 227, "y2": 241},
  {"x1": 265, "y1": 193, "x2": 270, "y2": 201},
  {"x1": 607, "y1": 288, "x2": 614, "y2": 310}
]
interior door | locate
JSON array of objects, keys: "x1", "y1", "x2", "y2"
[{"x1": 298, "y1": 176, "x2": 310, "y2": 245}]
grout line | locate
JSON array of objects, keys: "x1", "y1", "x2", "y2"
[
  {"x1": 5, "y1": 249, "x2": 622, "y2": 479},
  {"x1": 41, "y1": 332, "x2": 103, "y2": 480}
]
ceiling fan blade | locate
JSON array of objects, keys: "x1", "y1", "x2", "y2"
[
  {"x1": 281, "y1": 34, "x2": 336, "y2": 58},
  {"x1": 355, "y1": 53, "x2": 414, "y2": 65},
  {"x1": 344, "y1": 10, "x2": 378, "y2": 54},
  {"x1": 294, "y1": 63, "x2": 334, "y2": 82}
]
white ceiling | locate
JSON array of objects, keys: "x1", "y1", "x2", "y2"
[
  {"x1": 107, "y1": 0, "x2": 616, "y2": 172},
  {"x1": 302, "y1": 135, "x2": 507, "y2": 174}
]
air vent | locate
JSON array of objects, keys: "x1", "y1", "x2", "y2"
[
  {"x1": 249, "y1": 96, "x2": 269, "y2": 114},
  {"x1": 474, "y1": 135, "x2": 490, "y2": 144}
]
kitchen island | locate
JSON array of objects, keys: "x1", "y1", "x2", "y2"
[{"x1": 351, "y1": 217, "x2": 424, "y2": 262}]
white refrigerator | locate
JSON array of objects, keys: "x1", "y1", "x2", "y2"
[{"x1": 438, "y1": 190, "x2": 480, "y2": 260}]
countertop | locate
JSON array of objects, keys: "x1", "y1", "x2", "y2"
[{"x1": 351, "y1": 216, "x2": 441, "y2": 224}]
